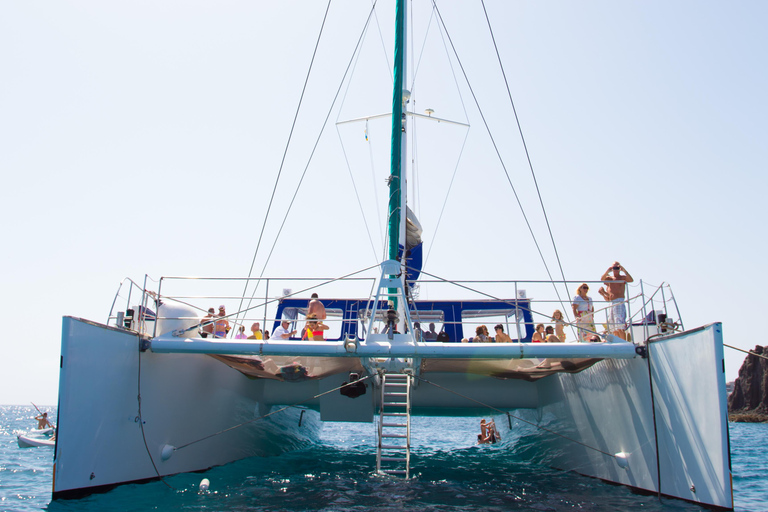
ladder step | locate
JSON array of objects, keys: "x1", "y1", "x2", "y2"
[
  {"x1": 382, "y1": 434, "x2": 408, "y2": 438},
  {"x1": 386, "y1": 383, "x2": 408, "y2": 387},
  {"x1": 382, "y1": 412, "x2": 407, "y2": 416},
  {"x1": 381, "y1": 457, "x2": 407, "y2": 462},
  {"x1": 384, "y1": 392, "x2": 407, "y2": 396},
  {"x1": 382, "y1": 470, "x2": 407, "y2": 475},
  {"x1": 383, "y1": 402, "x2": 407, "y2": 406},
  {"x1": 382, "y1": 423, "x2": 408, "y2": 427},
  {"x1": 380, "y1": 444, "x2": 406, "y2": 450}
]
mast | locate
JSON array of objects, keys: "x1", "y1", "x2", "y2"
[{"x1": 387, "y1": 0, "x2": 408, "y2": 310}]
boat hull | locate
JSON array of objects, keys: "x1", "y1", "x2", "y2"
[
  {"x1": 53, "y1": 317, "x2": 320, "y2": 499},
  {"x1": 17, "y1": 434, "x2": 55, "y2": 448},
  {"x1": 54, "y1": 318, "x2": 731, "y2": 509},
  {"x1": 524, "y1": 323, "x2": 731, "y2": 509}
]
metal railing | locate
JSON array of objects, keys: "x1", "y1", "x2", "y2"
[{"x1": 106, "y1": 273, "x2": 683, "y2": 344}]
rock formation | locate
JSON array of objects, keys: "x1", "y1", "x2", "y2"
[{"x1": 728, "y1": 345, "x2": 768, "y2": 422}]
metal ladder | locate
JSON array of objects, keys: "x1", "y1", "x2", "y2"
[{"x1": 376, "y1": 373, "x2": 411, "y2": 477}]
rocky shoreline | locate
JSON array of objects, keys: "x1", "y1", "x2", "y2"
[{"x1": 728, "y1": 345, "x2": 768, "y2": 423}]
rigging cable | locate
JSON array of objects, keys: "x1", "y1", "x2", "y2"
[
  {"x1": 479, "y1": 0, "x2": 571, "y2": 312},
  {"x1": 412, "y1": 265, "x2": 624, "y2": 338},
  {"x1": 431, "y1": 1, "x2": 571, "y2": 320},
  {"x1": 172, "y1": 375, "x2": 372, "y2": 452},
  {"x1": 136, "y1": 338, "x2": 177, "y2": 490},
  {"x1": 724, "y1": 344, "x2": 768, "y2": 362},
  {"x1": 419, "y1": 4, "x2": 472, "y2": 270},
  {"x1": 239, "y1": 2, "x2": 383, "y2": 317},
  {"x1": 235, "y1": 0, "x2": 335, "y2": 328}
]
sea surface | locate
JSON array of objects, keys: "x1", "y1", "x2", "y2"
[{"x1": 1, "y1": 405, "x2": 765, "y2": 511}]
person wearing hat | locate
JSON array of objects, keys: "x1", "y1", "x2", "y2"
[
  {"x1": 214, "y1": 305, "x2": 230, "y2": 338},
  {"x1": 272, "y1": 320, "x2": 297, "y2": 340},
  {"x1": 201, "y1": 307, "x2": 216, "y2": 338}
]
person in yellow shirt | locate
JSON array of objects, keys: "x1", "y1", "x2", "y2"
[{"x1": 248, "y1": 322, "x2": 263, "y2": 340}]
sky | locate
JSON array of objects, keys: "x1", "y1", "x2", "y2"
[{"x1": 1, "y1": 0, "x2": 766, "y2": 405}]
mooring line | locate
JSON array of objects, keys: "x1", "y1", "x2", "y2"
[
  {"x1": 724, "y1": 343, "x2": 768, "y2": 362},
  {"x1": 173, "y1": 375, "x2": 373, "y2": 452}
]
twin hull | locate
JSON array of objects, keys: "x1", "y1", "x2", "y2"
[{"x1": 54, "y1": 317, "x2": 732, "y2": 509}]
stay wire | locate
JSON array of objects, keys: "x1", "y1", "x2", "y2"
[
  {"x1": 431, "y1": 2, "x2": 567, "y2": 319},
  {"x1": 236, "y1": 0, "x2": 334, "y2": 328},
  {"x1": 421, "y1": 6, "x2": 472, "y2": 269},
  {"x1": 412, "y1": 265, "x2": 602, "y2": 334},
  {"x1": 173, "y1": 375, "x2": 373, "y2": 452},
  {"x1": 241, "y1": 2, "x2": 382, "y2": 315},
  {"x1": 479, "y1": 0, "x2": 571, "y2": 316},
  {"x1": 415, "y1": 375, "x2": 618, "y2": 459},
  {"x1": 725, "y1": 344, "x2": 768, "y2": 362},
  {"x1": 136, "y1": 339, "x2": 177, "y2": 490},
  {"x1": 172, "y1": 263, "x2": 381, "y2": 336}
]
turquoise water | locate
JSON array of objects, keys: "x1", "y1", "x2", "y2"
[{"x1": 1, "y1": 405, "x2": 765, "y2": 511}]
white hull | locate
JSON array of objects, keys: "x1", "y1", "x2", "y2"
[
  {"x1": 53, "y1": 317, "x2": 320, "y2": 498},
  {"x1": 54, "y1": 316, "x2": 731, "y2": 508},
  {"x1": 18, "y1": 434, "x2": 55, "y2": 448}
]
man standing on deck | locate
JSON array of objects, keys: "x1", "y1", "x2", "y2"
[
  {"x1": 201, "y1": 307, "x2": 216, "y2": 338},
  {"x1": 598, "y1": 262, "x2": 634, "y2": 340},
  {"x1": 307, "y1": 293, "x2": 326, "y2": 321},
  {"x1": 214, "y1": 305, "x2": 230, "y2": 338}
]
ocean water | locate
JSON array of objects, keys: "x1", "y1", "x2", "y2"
[{"x1": 1, "y1": 406, "x2": 765, "y2": 511}]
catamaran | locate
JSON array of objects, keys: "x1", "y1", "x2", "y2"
[{"x1": 52, "y1": 1, "x2": 732, "y2": 509}]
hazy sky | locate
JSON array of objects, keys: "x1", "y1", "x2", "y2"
[{"x1": 1, "y1": 1, "x2": 766, "y2": 405}]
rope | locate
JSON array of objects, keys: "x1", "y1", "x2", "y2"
[
  {"x1": 239, "y1": 2, "x2": 381, "y2": 320},
  {"x1": 431, "y1": 1, "x2": 569, "y2": 323},
  {"x1": 136, "y1": 339, "x2": 176, "y2": 490},
  {"x1": 412, "y1": 266, "x2": 601, "y2": 335},
  {"x1": 725, "y1": 344, "x2": 768, "y2": 362},
  {"x1": 235, "y1": 0, "x2": 335, "y2": 329},
  {"x1": 479, "y1": 0, "x2": 571, "y2": 317},
  {"x1": 170, "y1": 263, "x2": 380, "y2": 336},
  {"x1": 415, "y1": 375, "x2": 617, "y2": 459},
  {"x1": 173, "y1": 375, "x2": 372, "y2": 452}
]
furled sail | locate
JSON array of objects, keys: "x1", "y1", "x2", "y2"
[{"x1": 402, "y1": 206, "x2": 423, "y2": 282}]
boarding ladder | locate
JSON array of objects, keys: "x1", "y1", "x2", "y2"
[{"x1": 376, "y1": 373, "x2": 412, "y2": 477}]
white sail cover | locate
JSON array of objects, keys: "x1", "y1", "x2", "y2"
[{"x1": 405, "y1": 206, "x2": 422, "y2": 251}]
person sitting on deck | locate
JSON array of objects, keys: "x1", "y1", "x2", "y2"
[
  {"x1": 474, "y1": 325, "x2": 492, "y2": 342},
  {"x1": 532, "y1": 324, "x2": 545, "y2": 343},
  {"x1": 302, "y1": 313, "x2": 329, "y2": 341},
  {"x1": 545, "y1": 325, "x2": 561, "y2": 343},
  {"x1": 272, "y1": 320, "x2": 297, "y2": 340},
  {"x1": 235, "y1": 325, "x2": 247, "y2": 339},
  {"x1": 413, "y1": 322, "x2": 424, "y2": 342},
  {"x1": 424, "y1": 322, "x2": 438, "y2": 340},
  {"x1": 247, "y1": 322, "x2": 263, "y2": 340},
  {"x1": 494, "y1": 324, "x2": 512, "y2": 343}
]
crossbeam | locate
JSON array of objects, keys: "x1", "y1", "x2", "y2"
[{"x1": 149, "y1": 334, "x2": 640, "y2": 359}]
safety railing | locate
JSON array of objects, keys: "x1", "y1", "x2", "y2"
[{"x1": 107, "y1": 273, "x2": 683, "y2": 345}]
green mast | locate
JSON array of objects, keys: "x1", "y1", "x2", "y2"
[
  {"x1": 388, "y1": 0, "x2": 406, "y2": 263},
  {"x1": 387, "y1": 0, "x2": 407, "y2": 313}
]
